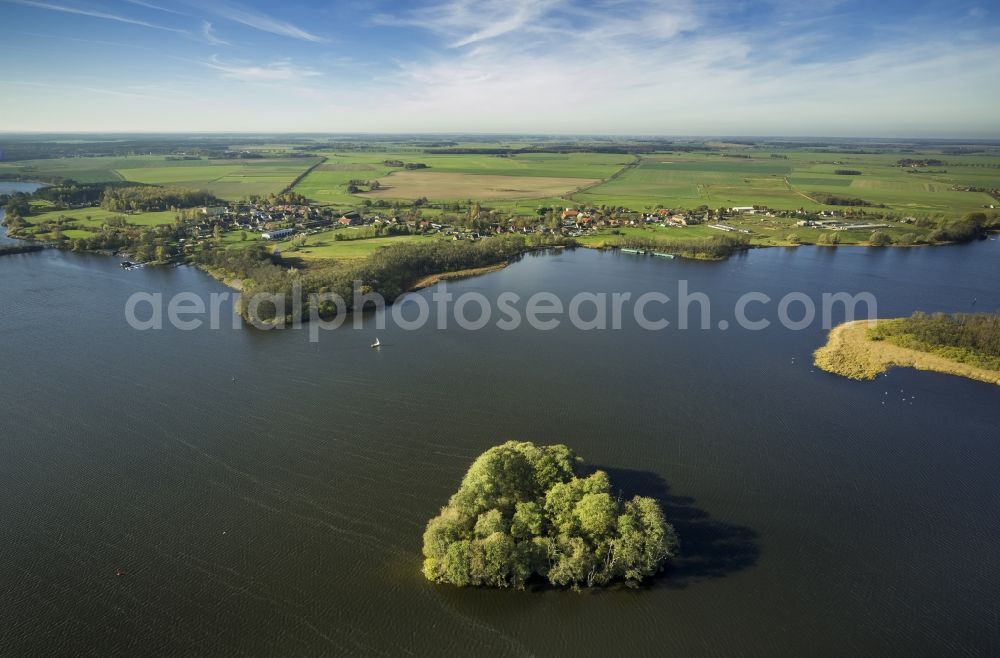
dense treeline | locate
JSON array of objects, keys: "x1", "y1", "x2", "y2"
[
  {"x1": 613, "y1": 234, "x2": 749, "y2": 260},
  {"x1": 868, "y1": 311, "x2": 1000, "y2": 371},
  {"x1": 102, "y1": 186, "x2": 221, "y2": 212},
  {"x1": 35, "y1": 181, "x2": 135, "y2": 206},
  {"x1": 422, "y1": 441, "x2": 678, "y2": 589},
  {"x1": 820, "y1": 196, "x2": 874, "y2": 206},
  {"x1": 194, "y1": 243, "x2": 290, "y2": 290},
  {"x1": 3, "y1": 193, "x2": 31, "y2": 218},
  {"x1": 0, "y1": 136, "x2": 314, "y2": 161},
  {"x1": 423, "y1": 143, "x2": 707, "y2": 155},
  {"x1": 834, "y1": 169, "x2": 862, "y2": 175},
  {"x1": 922, "y1": 213, "x2": 997, "y2": 242},
  {"x1": 66, "y1": 222, "x2": 185, "y2": 261}
]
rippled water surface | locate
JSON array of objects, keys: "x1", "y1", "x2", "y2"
[{"x1": 1, "y1": 241, "x2": 998, "y2": 655}]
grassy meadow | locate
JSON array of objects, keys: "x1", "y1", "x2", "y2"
[
  {"x1": 574, "y1": 151, "x2": 998, "y2": 215},
  {"x1": 272, "y1": 230, "x2": 443, "y2": 262},
  {"x1": 293, "y1": 151, "x2": 627, "y2": 206},
  {"x1": 0, "y1": 155, "x2": 321, "y2": 200},
  {"x1": 113, "y1": 158, "x2": 320, "y2": 200},
  {"x1": 15, "y1": 201, "x2": 178, "y2": 239}
]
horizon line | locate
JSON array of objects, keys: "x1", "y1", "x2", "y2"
[{"x1": 1, "y1": 131, "x2": 1000, "y2": 143}]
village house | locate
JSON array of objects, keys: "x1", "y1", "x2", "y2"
[{"x1": 199, "y1": 206, "x2": 227, "y2": 218}]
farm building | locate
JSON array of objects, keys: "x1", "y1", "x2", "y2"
[{"x1": 262, "y1": 228, "x2": 294, "y2": 240}]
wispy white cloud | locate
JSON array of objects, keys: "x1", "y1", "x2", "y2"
[
  {"x1": 198, "y1": 1, "x2": 327, "y2": 42},
  {"x1": 3, "y1": 0, "x2": 188, "y2": 33},
  {"x1": 0, "y1": 78, "x2": 165, "y2": 100},
  {"x1": 2, "y1": 0, "x2": 997, "y2": 135},
  {"x1": 205, "y1": 55, "x2": 320, "y2": 82},
  {"x1": 201, "y1": 20, "x2": 228, "y2": 45},
  {"x1": 356, "y1": 0, "x2": 1000, "y2": 136},
  {"x1": 375, "y1": 0, "x2": 563, "y2": 47},
  {"x1": 121, "y1": 0, "x2": 190, "y2": 16}
]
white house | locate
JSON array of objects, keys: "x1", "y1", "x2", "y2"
[{"x1": 262, "y1": 228, "x2": 294, "y2": 240}]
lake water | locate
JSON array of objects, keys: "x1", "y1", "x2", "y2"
[
  {"x1": 1, "y1": 242, "x2": 998, "y2": 656},
  {"x1": 0, "y1": 181, "x2": 46, "y2": 244}
]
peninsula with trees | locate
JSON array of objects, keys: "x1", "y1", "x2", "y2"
[{"x1": 815, "y1": 312, "x2": 1000, "y2": 386}]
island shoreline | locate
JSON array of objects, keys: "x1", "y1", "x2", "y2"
[{"x1": 814, "y1": 319, "x2": 1000, "y2": 386}]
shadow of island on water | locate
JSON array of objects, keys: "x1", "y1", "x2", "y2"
[
  {"x1": 434, "y1": 465, "x2": 761, "y2": 600},
  {"x1": 585, "y1": 465, "x2": 760, "y2": 590}
]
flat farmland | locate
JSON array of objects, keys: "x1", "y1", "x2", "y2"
[
  {"x1": 575, "y1": 152, "x2": 999, "y2": 216},
  {"x1": 115, "y1": 158, "x2": 321, "y2": 200},
  {"x1": 0, "y1": 155, "x2": 320, "y2": 199},
  {"x1": 0, "y1": 155, "x2": 163, "y2": 183},
  {"x1": 293, "y1": 155, "x2": 396, "y2": 205},
  {"x1": 575, "y1": 157, "x2": 807, "y2": 209},
  {"x1": 359, "y1": 171, "x2": 599, "y2": 201},
  {"x1": 411, "y1": 152, "x2": 628, "y2": 178},
  {"x1": 294, "y1": 151, "x2": 627, "y2": 205}
]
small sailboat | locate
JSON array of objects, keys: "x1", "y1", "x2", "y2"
[{"x1": 371, "y1": 338, "x2": 381, "y2": 348}]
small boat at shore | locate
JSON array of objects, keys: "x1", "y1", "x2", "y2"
[
  {"x1": 620, "y1": 248, "x2": 645, "y2": 255},
  {"x1": 652, "y1": 252, "x2": 675, "y2": 259},
  {"x1": 371, "y1": 338, "x2": 381, "y2": 348}
]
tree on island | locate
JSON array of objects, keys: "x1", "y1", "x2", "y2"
[{"x1": 422, "y1": 441, "x2": 678, "y2": 589}]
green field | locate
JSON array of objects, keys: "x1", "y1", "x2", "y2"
[
  {"x1": 574, "y1": 151, "x2": 998, "y2": 216},
  {"x1": 293, "y1": 152, "x2": 628, "y2": 207},
  {"x1": 21, "y1": 203, "x2": 177, "y2": 231},
  {"x1": 273, "y1": 231, "x2": 441, "y2": 261},
  {"x1": 114, "y1": 158, "x2": 320, "y2": 200},
  {"x1": 4, "y1": 143, "x2": 998, "y2": 221},
  {"x1": 290, "y1": 147, "x2": 998, "y2": 218},
  {"x1": 0, "y1": 155, "x2": 320, "y2": 200}
]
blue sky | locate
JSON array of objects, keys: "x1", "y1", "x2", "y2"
[{"x1": 0, "y1": 0, "x2": 998, "y2": 136}]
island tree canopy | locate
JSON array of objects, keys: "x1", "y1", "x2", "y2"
[{"x1": 422, "y1": 441, "x2": 678, "y2": 589}]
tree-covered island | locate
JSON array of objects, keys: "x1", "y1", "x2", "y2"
[{"x1": 422, "y1": 441, "x2": 678, "y2": 589}]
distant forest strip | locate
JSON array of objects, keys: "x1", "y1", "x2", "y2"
[
  {"x1": 867, "y1": 312, "x2": 1000, "y2": 371},
  {"x1": 422, "y1": 144, "x2": 710, "y2": 155}
]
